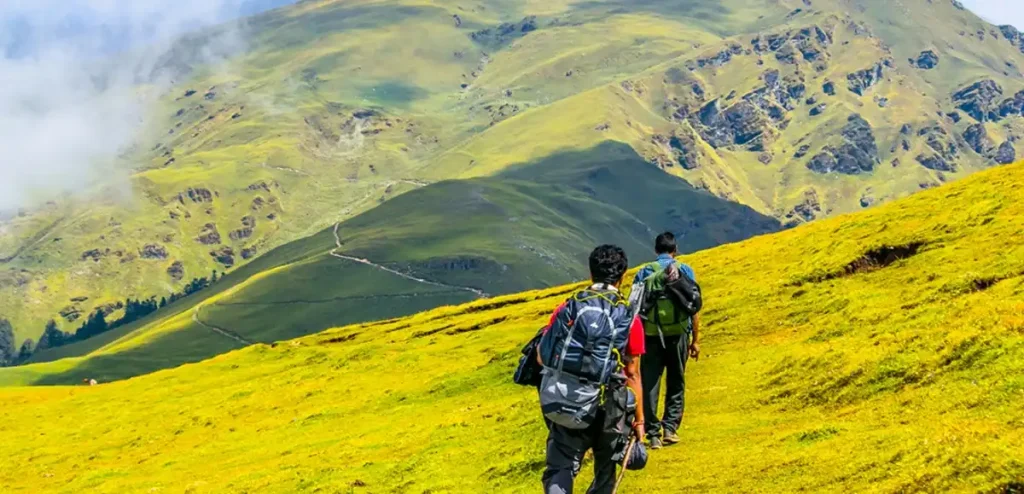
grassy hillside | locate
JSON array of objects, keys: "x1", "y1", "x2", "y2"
[
  {"x1": 6, "y1": 142, "x2": 777, "y2": 384},
  {"x1": 5, "y1": 0, "x2": 1024, "y2": 351},
  {"x1": 2, "y1": 161, "x2": 1024, "y2": 492}
]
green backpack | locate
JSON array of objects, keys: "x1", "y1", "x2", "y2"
[{"x1": 640, "y1": 261, "x2": 692, "y2": 338}]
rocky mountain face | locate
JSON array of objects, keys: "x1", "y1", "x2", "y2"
[
  {"x1": 3, "y1": 0, "x2": 1024, "y2": 346},
  {"x1": 628, "y1": 1, "x2": 1024, "y2": 226}
]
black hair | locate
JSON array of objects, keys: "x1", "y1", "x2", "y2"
[
  {"x1": 655, "y1": 231, "x2": 677, "y2": 255},
  {"x1": 589, "y1": 244, "x2": 629, "y2": 285}
]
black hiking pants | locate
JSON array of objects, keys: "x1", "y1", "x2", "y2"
[
  {"x1": 542, "y1": 412, "x2": 622, "y2": 494},
  {"x1": 641, "y1": 333, "x2": 688, "y2": 441}
]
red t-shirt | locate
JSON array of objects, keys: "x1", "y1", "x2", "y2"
[{"x1": 543, "y1": 301, "x2": 646, "y2": 356}]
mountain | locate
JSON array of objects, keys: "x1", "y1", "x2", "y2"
[
  {"x1": 5, "y1": 141, "x2": 778, "y2": 383},
  {"x1": 3, "y1": 159, "x2": 1023, "y2": 492},
  {"x1": 5, "y1": 0, "x2": 1024, "y2": 355}
]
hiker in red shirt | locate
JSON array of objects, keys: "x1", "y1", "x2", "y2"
[{"x1": 534, "y1": 245, "x2": 646, "y2": 494}]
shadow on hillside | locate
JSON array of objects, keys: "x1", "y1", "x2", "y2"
[
  {"x1": 24, "y1": 141, "x2": 779, "y2": 386},
  {"x1": 496, "y1": 140, "x2": 782, "y2": 255}
]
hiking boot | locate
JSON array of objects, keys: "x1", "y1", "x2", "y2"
[
  {"x1": 663, "y1": 431, "x2": 681, "y2": 445},
  {"x1": 649, "y1": 436, "x2": 663, "y2": 450}
]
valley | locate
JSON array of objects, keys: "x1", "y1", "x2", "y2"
[{"x1": 3, "y1": 0, "x2": 1024, "y2": 380}]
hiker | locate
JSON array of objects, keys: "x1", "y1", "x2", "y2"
[
  {"x1": 535, "y1": 244, "x2": 646, "y2": 494},
  {"x1": 634, "y1": 232, "x2": 701, "y2": 450}
]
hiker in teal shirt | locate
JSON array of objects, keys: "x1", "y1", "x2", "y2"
[{"x1": 634, "y1": 232, "x2": 701, "y2": 449}]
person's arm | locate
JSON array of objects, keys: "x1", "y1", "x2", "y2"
[
  {"x1": 624, "y1": 316, "x2": 646, "y2": 437},
  {"x1": 689, "y1": 313, "x2": 701, "y2": 360},
  {"x1": 624, "y1": 355, "x2": 645, "y2": 438}
]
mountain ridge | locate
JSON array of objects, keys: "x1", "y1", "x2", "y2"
[{"x1": 5, "y1": 0, "x2": 1024, "y2": 357}]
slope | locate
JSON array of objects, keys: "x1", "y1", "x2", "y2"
[
  {"x1": 2, "y1": 161, "x2": 1023, "y2": 492},
  {"x1": 5, "y1": 142, "x2": 778, "y2": 384},
  {"x1": 7, "y1": 0, "x2": 1024, "y2": 356}
]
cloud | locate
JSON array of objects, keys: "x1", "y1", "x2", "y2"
[{"x1": 0, "y1": 0, "x2": 291, "y2": 211}]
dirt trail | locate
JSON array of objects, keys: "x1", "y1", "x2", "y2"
[
  {"x1": 0, "y1": 216, "x2": 65, "y2": 263},
  {"x1": 192, "y1": 306, "x2": 254, "y2": 346},
  {"x1": 330, "y1": 223, "x2": 487, "y2": 299}
]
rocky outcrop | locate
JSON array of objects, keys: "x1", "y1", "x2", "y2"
[
  {"x1": 167, "y1": 261, "x2": 185, "y2": 281},
  {"x1": 996, "y1": 141, "x2": 1016, "y2": 164},
  {"x1": 59, "y1": 306, "x2": 82, "y2": 323},
  {"x1": 209, "y1": 247, "x2": 235, "y2": 267},
  {"x1": 140, "y1": 244, "x2": 169, "y2": 260},
  {"x1": 178, "y1": 187, "x2": 215, "y2": 204},
  {"x1": 915, "y1": 154, "x2": 955, "y2": 171},
  {"x1": 909, "y1": 50, "x2": 939, "y2": 69},
  {"x1": 962, "y1": 124, "x2": 994, "y2": 155},
  {"x1": 785, "y1": 188, "x2": 822, "y2": 224},
  {"x1": 694, "y1": 99, "x2": 768, "y2": 150},
  {"x1": 196, "y1": 223, "x2": 222, "y2": 245},
  {"x1": 846, "y1": 62, "x2": 886, "y2": 95},
  {"x1": 806, "y1": 114, "x2": 878, "y2": 175},
  {"x1": 688, "y1": 69, "x2": 810, "y2": 152},
  {"x1": 919, "y1": 125, "x2": 959, "y2": 168},
  {"x1": 999, "y1": 24, "x2": 1024, "y2": 54},
  {"x1": 653, "y1": 132, "x2": 701, "y2": 170},
  {"x1": 823, "y1": 81, "x2": 835, "y2": 96},
  {"x1": 696, "y1": 44, "x2": 743, "y2": 68},
  {"x1": 952, "y1": 79, "x2": 1003, "y2": 122},
  {"x1": 247, "y1": 180, "x2": 277, "y2": 192},
  {"x1": 750, "y1": 25, "x2": 832, "y2": 65},
  {"x1": 998, "y1": 90, "x2": 1024, "y2": 118},
  {"x1": 810, "y1": 104, "x2": 826, "y2": 116},
  {"x1": 81, "y1": 249, "x2": 107, "y2": 262},
  {"x1": 241, "y1": 247, "x2": 258, "y2": 260},
  {"x1": 97, "y1": 301, "x2": 124, "y2": 317},
  {"x1": 229, "y1": 228, "x2": 253, "y2": 241},
  {"x1": 471, "y1": 16, "x2": 538, "y2": 48}
]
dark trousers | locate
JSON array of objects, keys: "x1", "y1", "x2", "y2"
[
  {"x1": 641, "y1": 334, "x2": 688, "y2": 440},
  {"x1": 542, "y1": 414, "x2": 620, "y2": 494}
]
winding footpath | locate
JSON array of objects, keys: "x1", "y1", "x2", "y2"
[
  {"x1": 330, "y1": 223, "x2": 488, "y2": 299},
  {"x1": 192, "y1": 306, "x2": 255, "y2": 346}
]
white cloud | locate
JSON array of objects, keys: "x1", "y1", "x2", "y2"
[
  {"x1": 961, "y1": 0, "x2": 1024, "y2": 30},
  {"x1": 0, "y1": 1, "x2": 286, "y2": 211}
]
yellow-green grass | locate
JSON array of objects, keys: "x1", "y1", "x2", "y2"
[{"x1": 3, "y1": 161, "x2": 1024, "y2": 492}]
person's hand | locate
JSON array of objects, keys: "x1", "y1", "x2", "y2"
[
  {"x1": 688, "y1": 341, "x2": 701, "y2": 360},
  {"x1": 632, "y1": 420, "x2": 645, "y2": 439}
]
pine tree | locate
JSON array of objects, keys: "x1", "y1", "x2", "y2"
[
  {"x1": 18, "y1": 339, "x2": 34, "y2": 362},
  {"x1": 37, "y1": 320, "x2": 67, "y2": 351},
  {"x1": 0, "y1": 319, "x2": 15, "y2": 366}
]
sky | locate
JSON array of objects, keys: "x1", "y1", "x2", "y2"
[
  {"x1": 0, "y1": 0, "x2": 295, "y2": 211},
  {"x1": 962, "y1": 0, "x2": 1024, "y2": 30}
]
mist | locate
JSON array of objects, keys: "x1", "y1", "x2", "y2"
[{"x1": 0, "y1": 0, "x2": 295, "y2": 212}]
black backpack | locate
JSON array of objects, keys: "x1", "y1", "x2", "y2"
[
  {"x1": 513, "y1": 328, "x2": 544, "y2": 387},
  {"x1": 639, "y1": 263, "x2": 702, "y2": 337},
  {"x1": 663, "y1": 266, "x2": 702, "y2": 316}
]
